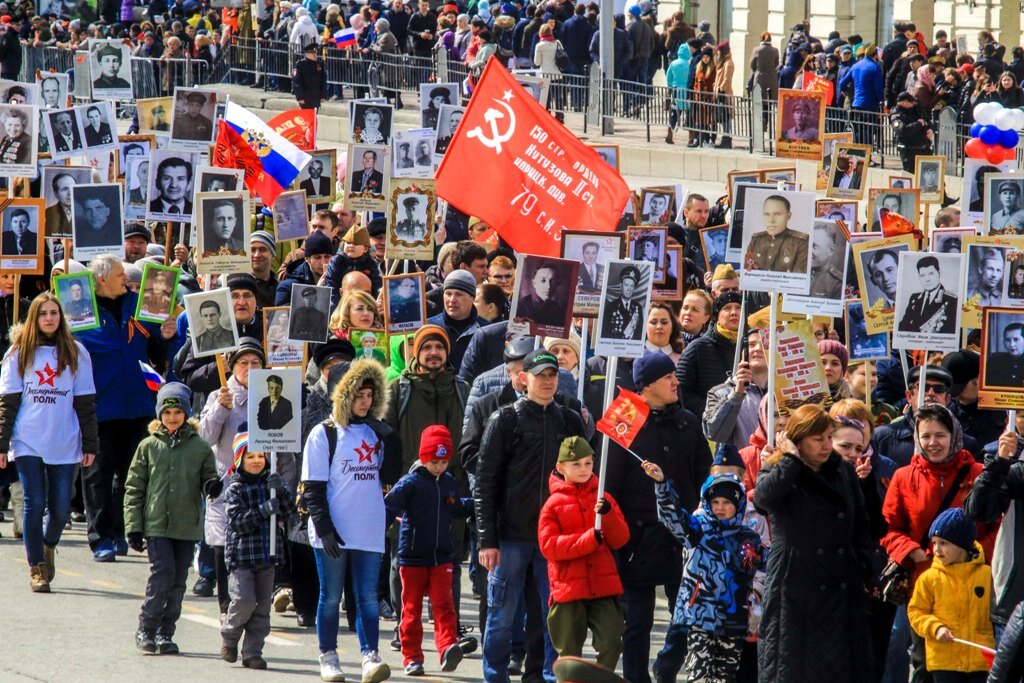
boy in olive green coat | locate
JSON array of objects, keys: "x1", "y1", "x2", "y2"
[{"x1": 124, "y1": 382, "x2": 220, "y2": 655}]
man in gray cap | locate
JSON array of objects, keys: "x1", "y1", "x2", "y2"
[
  {"x1": 174, "y1": 91, "x2": 214, "y2": 141},
  {"x1": 92, "y1": 42, "x2": 130, "y2": 90},
  {"x1": 600, "y1": 264, "x2": 644, "y2": 340}
]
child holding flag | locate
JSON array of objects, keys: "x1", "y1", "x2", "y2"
[{"x1": 124, "y1": 382, "x2": 220, "y2": 655}]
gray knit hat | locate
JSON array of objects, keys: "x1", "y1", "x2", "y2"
[
  {"x1": 156, "y1": 382, "x2": 192, "y2": 418},
  {"x1": 443, "y1": 269, "x2": 477, "y2": 297},
  {"x1": 250, "y1": 229, "x2": 276, "y2": 253}
]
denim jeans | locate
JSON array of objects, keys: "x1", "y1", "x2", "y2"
[
  {"x1": 482, "y1": 540, "x2": 556, "y2": 683},
  {"x1": 314, "y1": 547, "x2": 381, "y2": 654},
  {"x1": 140, "y1": 537, "x2": 194, "y2": 635},
  {"x1": 17, "y1": 456, "x2": 77, "y2": 566},
  {"x1": 883, "y1": 604, "x2": 911, "y2": 683}
]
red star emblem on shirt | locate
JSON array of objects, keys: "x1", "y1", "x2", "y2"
[
  {"x1": 355, "y1": 440, "x2": 376, "y2": 463},
  {"x1": 34, "y1": 362, "x2": 58, "y2": 388}
]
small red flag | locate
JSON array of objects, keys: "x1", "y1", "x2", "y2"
[
  {"x1": 802, "y1": 72, "x2": 835, "y2": 106},
  {"x1": 596, "y1": 388, "x2": 651, "y2": 450},
  {"x1": 879, "y1": 208, "x2": 922, "y2": 239},
  {"x1": 268, "y1": 109, "x2": 318, "y2": 151}
]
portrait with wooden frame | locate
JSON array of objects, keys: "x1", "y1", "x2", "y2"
[
  {"x1": 0, "y1": 198, "x2": 46, "y2": 274},
  {"x1": 825, "y1": 143, "x2": 871, "y2": 201},
  {"x1": 627, "y1": 226, "x2": 668, "y2": 284},
  {"x1": 759, "y1": 166, "x2": 797, "y2": 184},
  {"x1": 386, "y1": 178, "x2": 436, "y2": 261},
  {"x1": 382, "y1": 272, "x2": 427, "y2": 334},
  {"x1": 818, "y1": 132, "x2": 853, "y2": 191},
  {"x1": 589, "y1": 144, "x2": 619, "y2": 172},
  {"x1": 775, "y1": 89, "x2": 826, "y2": 161},
  {"x1": 867, "y1": 187, "x2": 921, "y2": 234},
  {"x1": 114, "y1": 134, "x2": 156, "y2": 178},
  {"x1": 294, "y1": 148, "x2": 337, "y2": 204},
  {"x1": 914, "y1": 155, "x2": 946, "y2": 204},
  {"x1": 816, "y1": 199, "x2": 858, "y2": 233}
]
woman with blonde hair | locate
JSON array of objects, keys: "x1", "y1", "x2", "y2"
[
  {"x1": 329, "y1": 290, "x2": 383, "y2": 339},
  {"x1": 0, "y1": 293, "x2": 98, "y2": 592}
]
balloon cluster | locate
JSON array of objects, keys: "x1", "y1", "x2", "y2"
[{"x1": 967, "y1": 102, "x2": 1024, "y2": 164}]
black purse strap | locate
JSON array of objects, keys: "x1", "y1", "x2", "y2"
[{"x1": 918, "y1": 464, "x2": 972, "y2": 549}]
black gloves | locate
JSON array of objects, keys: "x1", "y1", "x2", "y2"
[
  {"x1": 266, "y1": 473, "x2": 286, "y2": 493},
  {"x1": 259, "y1": 498, "x2": 281, "y2": 518},
  {"x1": 204, "y1": 477, "x2": 224, "y2": 499},
  {"x1": 127, "y1": 532, "x2": 146, "y2": 553},
  {"x1": 594, "y1": 529, "x2": 604, "y2": 545},
  {"x1": 596, "y1": 497, "x2": 611, "y2": 515},
  {"x1": 321, "y1": 530, "x2": 345, "y2": 558}
]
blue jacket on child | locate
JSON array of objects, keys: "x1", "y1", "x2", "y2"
[
  {"x1": 656, "y1": 473, "x2": 766, "y2": 637},
  {"x1": 384, "y1": 464, "x2": 474, "y2": 567}
]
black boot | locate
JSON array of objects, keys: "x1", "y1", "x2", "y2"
[
  {"x1": 155, "y1": 634, "x2": 179, "y2": 655},
  {"x1": 136, "y1": 628, "x2": 157, "y2": 653}
]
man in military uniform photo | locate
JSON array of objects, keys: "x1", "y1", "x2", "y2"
[
  {"x1": 92, "y1": 43, "x2": 130, "y2": 91},
  {"x1": 898, "y1": 255, "x2": 958, "y2": 334},
  {"x1": 989, "y1": 180, "x2": 1024, "y2": 234},
  {"x1": 202, "y1": 199, "x2": 244, "y2": 256},
  {"x1": 967, "y1": 247, "x2": 1005, "y2": 307},
  {"x1": 149, "y1": 103, "x2": 169, "y2": 132},
  {"x1": 290, "y1": 286, "x2": 328, "y2": 341},
  {"x1": 82, "y1": 105, "x2": 113, "y2": 146},
  {"x1": 600, "y1": 265, "x2": 644, "y2": 340},
  {"x1": 809, "y1": 221, "x2": 843, "y2": 299},
  {"x1": 62, "y1": 279, "x2": 94, "y2": 322},
  {"x1": 745, "y1": 194, "x2": 809, "y2": 273},
  {"x1": 174, "y1": 91, "x2": 214, "y2": 142},
  {"x1": 395, "y1": 196, "x2": 426, "y2": 240},
  {"x1": 986, "y1": 322, "x2": 1024, "y2": 388},
  {"x1": 194, "y1": 299, "x2": 234, "y2": 352}
]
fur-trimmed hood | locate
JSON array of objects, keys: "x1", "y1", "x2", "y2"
[
  {"x1": 494, "y1": 15, "x2": 516, "y2": 30},
  {"x1": 147, "y1": 417, "x2": 202, "y2": 436},
  {"x1": 331, "y1": 358, "x2": 388, "y2": 427}
]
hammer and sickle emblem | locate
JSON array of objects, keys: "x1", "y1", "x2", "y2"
[{"x1": 467, "y1": 96, "x2": 516, "y2": 154}]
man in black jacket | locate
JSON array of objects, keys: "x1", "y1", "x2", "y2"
[
  {"x1": 890, "y1": 91, "x2": 934, "y2": 172},
  {"x1": 676, "y1": 291, "x2": 740, "y2": 418},
  {"x1": 605, "y1": 352, "x2": 712, "y2": 683},
  {"x1": 292, "y1": 43, "x2": 326, "y2": 110},
  {"x1": 475, "y1": 349, "x2": 586, "y2": 683}
]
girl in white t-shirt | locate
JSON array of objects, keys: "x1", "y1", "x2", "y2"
[
  {"x1": 0, "y1": 293, "x2": 98, "y2": 593},
  {"x1": 302, "y1": 358, "x2": 400, "y2": 683}
]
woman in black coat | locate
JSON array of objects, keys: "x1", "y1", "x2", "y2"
[{"x1": 755, "y1": 404, "x2": 876, "y2": 683}]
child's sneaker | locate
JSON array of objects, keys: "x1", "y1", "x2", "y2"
[
  {"x1": 440, "y1": 644, "x2": 463, "y2": 672},
  {"x1": 361, "y1": 650, "x2": 391, "y2": 682},
  {"x1": 155, "y1": 635, "x2": 179, "y2": 655},
  {"x1": 243, "y1": 655, "x2": 268, "y2": 669},
  {"x1": 319, "y1": 651, "x2": 346, "y2": 682},
  {"x1": 404, "y1": 661, "x2": 425, "y2": 676},
  {"x1": 135, "y1": 628, "x2": 157, "y2": 653}
]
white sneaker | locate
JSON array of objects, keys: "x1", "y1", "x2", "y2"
[
  {"x1": 360, "y1": 650, "x2": 391, "y2": 682},
  {"x1": 319, "y1": 651, "x2": 346, "y2": 682}
]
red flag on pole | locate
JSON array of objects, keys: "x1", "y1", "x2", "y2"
[
  {"x1": 435, "y1": 59, "x2": 630, "y2": 257},
  {"x1": 268, "y1": 109, "x2": 318, "y2": 151},
  {"x1": 596, "y1": 388, "x2": 651, "y2": 450}
]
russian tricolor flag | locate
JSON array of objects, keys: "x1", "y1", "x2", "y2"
[
  {"x1": 216, "y1": 102, "x2": 312, "y2": 207},
  {"x1": 334, "y1": 27, "x2": 357, "y2": 48},
  {"x1": 139, "y1": 361, "x2": 164, "y2": 392}
]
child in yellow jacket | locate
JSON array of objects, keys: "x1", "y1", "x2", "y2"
[{"x1": 908, "y1": 508, "x2": 995, "y2": 682}]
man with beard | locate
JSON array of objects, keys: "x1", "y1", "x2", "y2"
[
  {"x1": 150, "y1": 156, "x2": 193, "y2": 216},
  {"x1": 92, "y1": 43, "x2": 130, "y2": 91},
  {"x1": 202, "y1": 199, "x2": 244, "y2": 255},
  {"x1": 174, "y1": 91, "x2": 214, "y2": 141},
  {"x1": 82, "y1": 105, "x2": 113, "y2": 146}
]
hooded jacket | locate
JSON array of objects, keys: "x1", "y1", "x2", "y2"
[
  {"x1": 123, "y1": 419, "x2": 219, "y2": 541},
  {"x1": 665, "y1": 44, "x2": 692, "y2": 111},
  {"x1": 322, "y1": 252, "x2": 383, "y2": 307},
  {"x1": 538, "y1": 471, "x2": 629, "y2": 604},
  {"x1": 384, "y1": 464, "x2": 473, "y2": 567},
  {"x1": 657, "y1": 474, "x2": 765, "y2": 636},
  {"x1": 676, "y1": 324, "x2": 735, "y2": 418}
]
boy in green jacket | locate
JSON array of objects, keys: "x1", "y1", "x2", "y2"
[{"x1": 124, "y1": 382, "x2": 220, "y2": 655}]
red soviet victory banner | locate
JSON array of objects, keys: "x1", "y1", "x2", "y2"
[
  {"x1": 268, "y1": 109, "x2": 318, "y2": 151},
  {"x1": 596, "y1": 388, "x2": 651, "y2": 450},
  {"x1": 802, "y1": 72, "x2": 835, "y2": 106},
  {"x1": 435, "y1": 59, "x2": 631, "y2": 257}
]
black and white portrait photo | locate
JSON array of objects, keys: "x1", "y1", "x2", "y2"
[
  {"x1": 247, "y1": 368, "x2": 302, "y2": 452},
  {"x1": 0, "y1": 104, "x2": 37, "y2": 177},
  {"x1": 393, "y1": 194, "x2": 428, "y2": 242},
  {"x1": 893, "y1": 252, "x2": 964, "y2": 352},
  {"x1": 287, "y1": 284, "x2": 331, "y2": 343},
  {"x1": 782, "y1": 219, "x2": 849, "y2": 317},
  {"x1": 42, "y1": 166, "x2": 91, "y2": 238},
  {"x1": 845, "y1": 300, "x2": 889, "y2": 362},
  {"x1": 868, "y1": 189, "x2": 920, "y2": 233},
  {"x1": 392, "y1": 128, "x2": 435, "y2": 179},
  {"x1": 345, "y1": 144, "x2": 389, "y2": 212},
  {"x1": 595, "y1": 260, "x2": 655, "y2": 358},
  {"x1": 263, "y1": 307, "x2": 305, "y2": 366},
  {"x1": 932, "y1": 227, "x2": 974, "y2": 254},
  {"x1": 560, "y1": 231, "x2": 622, "y2": 317},
  {"x1": 726, "y1": 182, "x2": 774, "y2": 263},
  {"x1": 965, "y1": 243, "x2": 1009, "y2": 310},
  {"x1": 652, "y1": 245, "x2": 683, "y2": 301},
  {"x1": 0, "y1": 200, "x2": 44, "y2": 274},
  {"x1": 963, "y1": 158, "x2": 1015, "y2": 227},
  {"x1": 351, "y1": 101, "x2": 393, "y2": 146},
  {"x1": 984, "y1": 173, "x2": 1024, "y2": 235},
  {"x1": 170, "y1": 88, "x2": 217, "y2": 148},
  {"x1": 509, "y1": 255, "x2": 579, "y2": 339},
  {"x1": 89, "y1": 39, "x2": 133, "y2": 100},
  {"x1": 1007, "y1": 256, "x2": 1024, "y2": 301},
  {"x1": 37, "y1": 72, "x2": 68, "y2": 110},
  {"x1": 184, "y1": 288, "x2": 241, "y2": 358},
  {"x1": 147, "y1": 150, "x2": 198, "y2": 221},
  {"x1": 79, "y1": 101, "x2": 116, "y2": 150},
  {"x1": 419, "y1": 83, "x2": 458, "y2": 130},
  {"x1": 54, "y1": 272, "x2": 99, "y2": 331},
  {"x1": 889, "y1": 176, "x2": 911, "y2": 189},
  {"x1": 639, "y1": 190, "x2": 674, "y2": 225},
  {"x1": 71, "y1": 183, "x2": 124, "y2": 262},
  {"x1": 124, "y1": 156, "x2": 149, "y2": 220},
  {"x1": 981, "y1": 309, "x2": 1024, "y2": 394},
  {"x1": 0, "y1": 79, "x2": 40, "y2": 106},
  {"x1": 296, "y1": 150, "x2": 336, "y2": 204},
  {"x1": 117, "y1": 138, "x2": 152, "y2": 178},
  {"x1": 196, "y1": 165, "x2": 244, "y2": 193},
  {"x1": 915, "y1": 156, "x2": 945, "y2": 204},
  {"x1": 273, "y1": 190, "x2": 310, "y2": 242},
  {"x1": 195, "y1": 191, "x2": 250, "y2": 275},
  {"x1": 43, "y1": 107, "x2": 82, "y2": 159},
  {"x1": 740, "y1": 188, "x2": 815, "y2": 295},
  {"x1": 628, "y1": 226, "x2": 668, "y2": 283},
  {"x1": 386, "y1": 178, "x2": 436, "y2": 260},
  {"x1": 699, "y1": 225, "x2": 729, "y2": 274},
  {"x1": 433, "y1": 105, "x2": 464, "y2": 158},
  {"x1": 383, "y1": 273, "x2": 427, "y2": 334}
]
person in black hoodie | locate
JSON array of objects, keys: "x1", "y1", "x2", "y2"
[
  {"x1": 275, "y1": 230, "x2": 334, "y2": 306},
  {"x1": 890, "y1": 90, "x2": 934, "y2": 172},
  {"x1": 675, "y1": 291, "x2": 740, "y2": 418}
]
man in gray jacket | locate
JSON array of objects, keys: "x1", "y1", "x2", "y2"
[{"x1": 702, "y1": 328, "x2": 767, "y2": 448}]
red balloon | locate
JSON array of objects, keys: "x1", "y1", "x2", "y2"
[
  {"x1": 987, "y1": 145, "x2": 1006, "y2": 164},
  {"x1": 965, "y1": 137, "x2": 987, "y2": 159},
  {"x1": 1006, "y1": 146, "x2": 1019, "y2": 162}
]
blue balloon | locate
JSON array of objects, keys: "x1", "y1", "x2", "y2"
[
  {"x1": 1001, "y1": 129, "x2": 1020, "y2": 149},
  {"x1": 971, "y1": 123, "x2": 983, "y2": 138},
  {"x1": 980, "y1": 125, "x2": 1001, "y2": 146}
]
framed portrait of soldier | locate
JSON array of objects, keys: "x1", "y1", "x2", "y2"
[
  {"x1": 351, "y1": 101, "x2": 394, "y2": 146},
  {"x1": 263, "y1": 307, "x2": 306, "y2": 367},
  {"x1": 272, "y1": 190, "x2": 309, "y2": 243},
  {"x1": 288, "y1": 284, "x2": 331, "y2": 343},
  {"x1": 37, "y1": 72, "x2": 69, "y2": 110},
  {"x1": 508, "y1": 255, "x2": 579, "y2": 339},
  {"x1": 775, "y1": 89, "x2": 825, "y2": 161},
  {"x1": 852, "y1": 234, "x2": 916, "y2": 334},
  {"x1": 386, "y1": 178, "x2": 435, "y2": 261},
  {"x1": 137, "y1": 97, "x2": 172, "y2": 133},
  {"x1": 433, "y1": 105, "x2": 465, "y2": 160},
  {"x1": 124, "y1": 156, "x2": 149, "y2": 220},
  {"x1": 627, "y1": 226, "x2": 668, "y2": 283},
  {"x1": 595, "y1": 259, "x2": 655, "y2": 358},
  {"x1": 652, "y1": 245, "x2": 684, "y2": 301},
  {"x1": 345, "y1": 144, "x2": 389, "y2": 212},
  {"x1": 71, "y1": 183, "x2": 124, "y2": 262},
  {"x1": 116, "y1": 135, "x2": 155, "y2": 178},
  {"x1": 419, "y1": 83, "x2": 458, "y2": 130},
  {"x1": 638, "y1": 189, "x2": 674, "y2": 225},
  {"x1": 392, "y1": 128, "x2": 435, "y2": 179},
  {"x1": 726, "y1": 181, "x2": 773, "y2": 263},
  {"x1": 914, "y1": 155, "x2": 946, "y2": 204},
  {"x1": 960, "y1": 235, "x2": 1021, "y2": 328},
  {"x1": 739, "y1": 188, "x2": 815, "y2": 295},
  {"x1": 888, "y1": 175, "x2": 912, "y2": 189},
  {"x1": 781, "y1": 219, "x2": 850, "y2": 317},
  {"x1": 892, "y1": 252, "x2": 964, "y2": 352},
  {"x1": 963, "y1": 158, "x2": 1016, "y2": 228},
  {"x1": 54, "y1": 272, "x2": 100, "y2": 332},
  {"x1": 589, "y1": 144, "x2": 619, "y2": 171},
  {"x1": 293, "y1": 149, "x2": 336, "y2": 206},
  {"x1": 184, "y1": 288, "x2": 240, "y2": 358},
  {"x1": 135, "y1": 263, "x2": 181, "y2": 324},
  {"x1": 248, "y1": 368, "x2": 301, "y2": 452},
  {"x1": 561, "y1": 230, "x2": 623, "y2": 317},
  {"x1": 41, "y1": 166, "x2": 91, "y2": 238},
  {"x1": 89, "y1": 39, "x2": 133, "y2": 100},
  {"x1": 195, "y1": 191, "x2": 251, "y2": 275},
  {"x1": 930, "y1": 226, "x2": 975, "y2": 254},
  {"x1": 382, "y1": 273, "x2": 427, "y2": 334},
  {"x1": 825, "y1": 143, "x2": 870, "y2": 201},
  {"x1": 146, "y1": 150, "x2": 199, "y2": 221},
  {"x1": 77, "y1": 101, "x2": 117, "y2": 152},
  {"x1": 845, "y1": 300, "x2": 889, "y2": 362},
  {"x1": 867, "y1": 188, "x2": 920, "y2": 233},
  {"x1": 699, "y1": 225, "x2": 730, "y2": 274},
  {"x1": 0, "y1": 199, "x2": 45, "y2": 275},
  {"x1": 983, "y1": 172, "x2": 1024, "y2": 235},
  {"x1": 351, "y1": 329, "x2": 389, "y2": 365},
  {"x1": 979, "y1": 308, "x2": 1024, "y2": 408},
  {"x1": 817, "y1": 132, "x2": 853, "y2": 191},
  {"x1": 170, "y1": 88, "x2": 217, "y2": 149},
  {"x1": 0, "y1": 104, "x2": 38, "y2": 178},
  {"x1": 816, "y1": 200, "x2": 858, "y2": 232}
]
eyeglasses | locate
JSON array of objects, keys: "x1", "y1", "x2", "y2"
[
  {"x1": 490, "y1": 273, "x2": 514, "y2": 281},
  {"x1": 914, "y1": 382, "x2": 948, "y2": 394}
]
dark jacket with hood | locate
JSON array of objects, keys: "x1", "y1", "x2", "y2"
[
  {"x1": 275, "y1": 258, "x2": 319, "y2": 306},
  {"x1": 384, "y1": 464, "x2": 473, "y2": 567},
  {"x1": 322, "y1": 251, "x2": 383, "y2": 308},
  {"x1": 676, "y1": 325, "x2": 735, "y2": 418}
]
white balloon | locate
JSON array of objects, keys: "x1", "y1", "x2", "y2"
[
  {"x1": 1012, "y1": 109, "x2": 1024, "y2": 131},
  {"x1": 996, "y1": 108, "x2": 1017, "y2": 131},
  {"x1": 974, "y1": 103, "x2": 996, "y2": 125}
]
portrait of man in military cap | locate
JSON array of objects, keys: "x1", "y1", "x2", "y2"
[
  {"x1": 171, "y1": 88, "x2": 217, "y2": 145},
  {"x1": 807, "y1": 220, "x2": 847, "y2": 301},
  {"x1": 137, "y1": 97, "x2": 171, "y2": 133},
  {"x1": 595, "y1": 259, "x2": 655, "y2": 357},
  {"x1": 288, "y1": 284, "x2": 331, "y2": 343},
  {"x1": 394, "y1": 195, "x2": 427, "y2": 242},
  {"x1": 986, "y1": 175, "x2": 1024, "y2": 235},
  {"x1": 90, "y1": 39, "x2": 132, "y2": 98}
]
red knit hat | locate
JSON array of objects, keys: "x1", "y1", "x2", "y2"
[{"x1": 419, "y1": 425, "x2": 453, "y2": 463}]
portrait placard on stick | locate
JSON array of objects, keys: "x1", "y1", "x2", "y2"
[
  {"x1": 386, "y1": 178, "x2": 436, "y2": 261},
  {"x1": 561, "y1": 230, "x2": 622, "y2": 317},
  {"x1": 184, "y1": 288, "x2": 241, "y2": 359},
  {"x1": 960, "y1": 235, "x2": 1024, "y2": 328},
  {"x1": 195, "y1": 190, "x2": 251, "y2": 275},
  {"x1": 135, "y1": 263, "x2": 181, "y2": 324},
  {"x1": 382, "y1": 273, "x2": 427, "y2": 335},
  {"x1": 739, "y1": 189, "x2": 815, "y2": 295},
  {"x1": 852, "y1": 234, "x2": 917, "y2": 334},
  {"x1": 264, "y1": 307, "x2": 306, "y2": 367},
  {"x1": 54, "y1": 272, "x2": 100, "y2": 332},
  {"x1": 770, "y1": 319, "x2": 831, "y2": 413},
  {"x1": 0, "y1": 198, "x2": 46, "y2": 274},
  {"x1": 595, "y1": 260, "x2": 654, "y2": 358},
  {"x1": 248, "y1": 368, "x2": 302, "y2": 452},
  {"x1": 775, "y1": 89, "x2": 825, "y2": 161},
  {"x1": 781, "y1": 219, "x2": 849, "y2": 317},
  {"x1": 508, "y1": 254, "x2": 579, "y2": 339},
  {"x1": 845, "y1": 301, "x2": 889, "y2": 362},
  {"x1": 979, "y1": 307, "x2": 1024, "y2": 409},
  {"x1": 892, "y1": 252, "x2": 964, "y2": 353}
]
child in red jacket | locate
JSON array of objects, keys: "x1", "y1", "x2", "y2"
[{"x1": 538, "y1": 436, "x2": 630, "y2": 671}]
